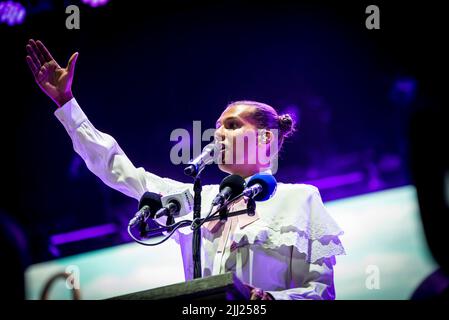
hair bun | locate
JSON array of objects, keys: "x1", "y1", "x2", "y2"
[{"x1": 278, "y1": 114, "x2": 295, "y2": 137}]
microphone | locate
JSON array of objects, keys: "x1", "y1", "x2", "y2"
[
  {"x1": 212, "y1": 174, "x2": 246, "y2": 206},
  {"x1": 184, "y1": 142, "x2": 219, "y2": 177},
  {"x1": 243, "y1": 173, "x2": 277, "y2": 201},
  {"x1": 154, "y1": 189, "x2": 194, "y2": 219},
  {"x1": 129, "y1": 192, "x2": 163, "y2": 228}
]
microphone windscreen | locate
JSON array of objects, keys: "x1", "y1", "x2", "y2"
[
  {"x1": 247, "y1": 173, "x2": 277, "y2": 201},
  {"x1": 138, "y1": 192, "x2": 163, "y2": 212},
  {"x1": 219, "y1": 174, "x2": 246, "y2": 198}
]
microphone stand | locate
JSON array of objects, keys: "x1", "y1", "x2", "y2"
[
  {"x1": 189, "y1": 194, "x2": 257, "y2": 230},
  {"x1": 192, "y1": 175, "x2": 202, "y2": 279},
  {"x1": 195, "y1": 205, "x2": 254, "y2": 225}
]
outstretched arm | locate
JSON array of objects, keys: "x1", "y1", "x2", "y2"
[{"x1": 26, "y1": 40, "x2": 188, "y2": 200}]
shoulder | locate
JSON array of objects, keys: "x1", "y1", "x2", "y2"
[
  {"x1": 256, "y1": 182, "x2": 321, "y2": 223},
  {"x1": 271, "y1": 182, "x2": 329, "y2": 223},
  {"x1": 274, "y1": 182, "x2": 320, "y2": 201}
]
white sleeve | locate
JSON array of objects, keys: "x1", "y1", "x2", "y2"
[
  {"x1": 54, "y1": 98, "x2": 189, "y2": 201},
  {"x1": 266, "y1": 251, "x2": 336, "y2": 300}
]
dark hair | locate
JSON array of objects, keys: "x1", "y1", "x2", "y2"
[{"x1": 226, "y1": 100, "x2": 296, "y2": 148}]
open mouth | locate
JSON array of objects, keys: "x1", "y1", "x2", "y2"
[{"x1": 217, "y1": 142, "x2": 227, "y2": 153}]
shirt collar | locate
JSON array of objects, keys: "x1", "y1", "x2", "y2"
[{"x1": 204, "y1": 169, "x2": 273, "y2": 233}]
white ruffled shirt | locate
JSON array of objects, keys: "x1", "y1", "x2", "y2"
[{"x1": 54, "y1": 98, "x2": 346, "y2": 300}]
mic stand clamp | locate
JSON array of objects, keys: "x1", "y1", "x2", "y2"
[
  {"x1": 246, "y1": 198, "x2": 256, "y2": 216},
  {"x1": 166, "y1": 215, "x2": 175, "y2": 231},
  {"x1": 138, "y1": 221, "x2": 147, "y2": 238}
]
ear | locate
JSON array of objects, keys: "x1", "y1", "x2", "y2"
[{"x1": 258, "y1": 129, "x2": 273, "y2": 145}]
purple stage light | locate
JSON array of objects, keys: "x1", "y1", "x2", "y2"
[
  {"x1": 68, "y1": 155, "x2": 84, "y2": 179},
  {"x1": 303, "y1": 171, "x2": 365, "y2": 190},
  {"x1": 390, "y1": 77, "x2": 418, "y2": 106},
  {"x1": 0, "y1": 1, "x2": 26, "y2": 26},
  {"x1": 50, "y1": 223, "x2": 118, "y2": 246},
  {"x1": 81, "y1": 0, "x2": 110, "y2": 8}
]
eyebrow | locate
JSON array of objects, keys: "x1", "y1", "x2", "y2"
[{"x1": 216, "y1": 116, "x2": 241, "y2": 128}]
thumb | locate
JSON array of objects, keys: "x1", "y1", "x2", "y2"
[{"x1": 67, "y1": 52, "x2": 79, "y2": 75}]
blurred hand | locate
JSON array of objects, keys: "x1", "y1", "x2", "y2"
[
  {"x1": 26, "y1": 39, "x2": 78, "y2": 108},
  {"x1": 244, "y1": 283, "x2": 274, "y2": 300}
]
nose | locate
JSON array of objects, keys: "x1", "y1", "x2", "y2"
[{"x1": 215, "y1": 126, "x2": 225, "y2": 142}]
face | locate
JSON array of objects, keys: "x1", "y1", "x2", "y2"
[{"x1": 214, "y1": 104, "x2": 272, "y2": 178}]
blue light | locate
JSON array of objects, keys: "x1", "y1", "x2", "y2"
[
  {"x1": 0, "y1": 1, "x2": 26, "y2": 26},
  {"x1": 390, "y1": 77, "x2": 418, "y2": 106}
]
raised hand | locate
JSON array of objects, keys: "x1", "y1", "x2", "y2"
[{"x1": 26, "y1": 39, "x2": 79, "y2": 108}]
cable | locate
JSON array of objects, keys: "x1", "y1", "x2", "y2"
[
  {"x1": 127, "y1": 220, "x2": 191, "y2": 246},
  {"x1": 152, "y1": 215, "x2": 185, "y2": 229},
  {"x1": 40, "y1": 272, "x2": 81, "y2": 300},
  {"x1": 129, "y1": 191, "x2": 249, "y2": 245},
  {"x1": 190, "y1": 203, "x2": 215, "y2": 230}
]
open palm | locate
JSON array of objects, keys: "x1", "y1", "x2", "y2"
[{"x1": 26, "y1": 39, "x2": 78, "y2": 107}]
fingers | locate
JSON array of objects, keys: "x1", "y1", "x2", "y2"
[
  {"x1": 250, "y1": 288, "x2": 264, "y2": 300},
  {"x1": 250, "y1": 293, "x2": 261, "y2": 300},
  {"x1": 36, "y1": 40, "x2": 55, "y2": 62},
  {"x1": 26, "y1": 43, "x2": 41, "y2": 70},
  {"x1": 250, "y1": 288, "x2": 273, "y2": 300},
  {"x1": 28, "y1": 39, "x2": 46, "y2": 65},
  {"x1": 67, "y1": 52, "x2": 79, "y2": 75},
  {"x1": 26, "y1": 55, "x2": 39, "y2": 77},
  {"x1": 36, "y1": 63, "x2": 48, "y2": 81}
]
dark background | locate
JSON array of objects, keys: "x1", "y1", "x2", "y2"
[{"x1": 0, "y1": 0, "x2": 446, "y2": 264}]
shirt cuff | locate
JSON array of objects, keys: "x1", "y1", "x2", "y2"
[{"x1": 54, "y1": 98, "x2": 88, "y2": 132}]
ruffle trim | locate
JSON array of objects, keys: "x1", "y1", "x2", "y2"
[{"x1": 231, "y1": 223, "x2": 346, "y2": 264}]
